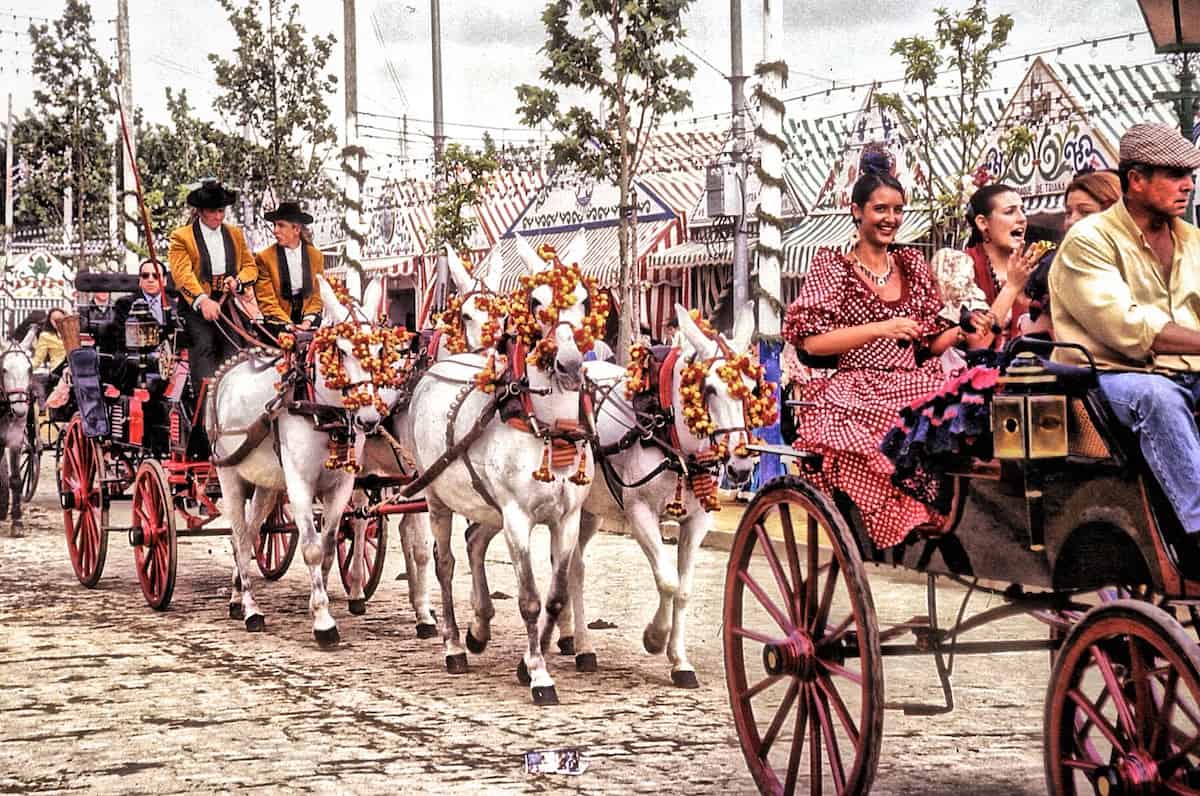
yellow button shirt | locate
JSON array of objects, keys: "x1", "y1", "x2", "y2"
[{"x1": 1050, "y1": 199, "x2": 1200, "y2": 372}]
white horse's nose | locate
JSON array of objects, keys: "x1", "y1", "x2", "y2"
[{"x1": 354, "y1": 407, "x2": 382, "y2": 433}]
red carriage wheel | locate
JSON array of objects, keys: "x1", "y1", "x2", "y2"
[
  {"x1": 1044, "y1": 599, "x2": 1200, "y2": 795},
  {"x1": 338, "y1": 513, "x2": 387, "y2": 601},
  {"x1": 20, "y1": 408, "x2": 40, "y2": 503},
  {"x1": 131, "y1": 460, "x2": 177, "y2": 611},
  {"x1": 255, "y1": 497, "x2": 299, "y2": 580},
  {"x1": 60, "y1": 414, "x2": 107, "y2": 588},
  {"x1": 724, "y1": 475, "x2": 883, "y2": 795}
]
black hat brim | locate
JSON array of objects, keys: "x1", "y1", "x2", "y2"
[
  {"x1": 263, "y1": 210, "x2": 314, "y2": 225},
  {"x1": 187, "y1": 185, "x2": 238, "y2": 209}
]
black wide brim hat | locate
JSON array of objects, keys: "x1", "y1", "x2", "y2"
[
  {"x1": 186, "y1": 179, "x2": 238, "y2": 210},
  {"x1": 263, "y1": 201, "x2": 314, "y2": 225}
]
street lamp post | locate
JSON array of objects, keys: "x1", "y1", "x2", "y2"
[{"x1": 1138, "y1": 0, "x2": 1200, "y2": 222}]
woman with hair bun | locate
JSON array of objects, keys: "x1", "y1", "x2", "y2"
[{"x1": 783, "y1": 147, "x2": 963, "y2": 550}]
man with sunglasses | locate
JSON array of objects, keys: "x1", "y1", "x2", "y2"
[
  {"x1": 102, "y1": 260, "x2": 176, "y2": 350},
  {"x1": 1051, "y1": 122, "x2": 1200, "y2": 564}
]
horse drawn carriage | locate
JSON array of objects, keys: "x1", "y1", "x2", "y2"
[
  {"x1": 54, "y1": 270, "x2": 414, "y2": 613},
  {"x1": 726, "y1": 338, "x2": 1200, "y2": 794}
]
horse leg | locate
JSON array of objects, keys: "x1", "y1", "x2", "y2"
[
  {"x1": 220, "y1": 477, "x2": 264, "y2": 630},
  {"x1": 464, "y1": 521, "x2": 502, "y2": 654},
  {"x1": 567, "y1": 512, "x2": 601, "y2": 672},
  {"x1": 398, "y1": 512, "x2": 437, "y2": 637},
  {"x1": 284, "y1": 470, "x2": 335, "y2": 647},
  {"x1": 341, "y1": 491, "x2": 368, "y2": 615},
  {"x1": 501, "y1": 507, "x2": 558, "y2": 705},
  {"x1": 0, "y1": 445, "x2": 10, "y2": 526},
  {"x1": 625, "y1": 499, "x2": 679, "y2": 656},
  {"x1": 311, "y1": 475, "x2": 357, "y2": 646},
  {"x1": 8, "y1": 444, "x2": 22, "y2": 536},
  {"x1": 428, "y1": 501, "x2": 466, "y2": 672},
  {"x1": 665, "y1": 513, "x2": 710, "y2": 688},
  {"x1": 526, "y1": 506, "x2": 582, "y2": 704},
  {"x1": 547, "y1": 524, "x2": 574, "y2": 655}
]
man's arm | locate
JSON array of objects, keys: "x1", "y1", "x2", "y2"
[
  {"x1": 167, "y1": 228, "x2": 207, "y2": 308},
  {"x1": 301, "y1": 249, "x2": 324, "y2": 325},
  {"x1": 252, "y1": 251, "x2": 288, "y2": 322},
  {"x1": 233, "y1": 227, "x2": 258, "y2": 288},
  {"x1": 1151, "y1": 322, "x2": 1200, "y2": 354}
]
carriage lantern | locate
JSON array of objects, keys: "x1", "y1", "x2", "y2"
[
  {"x1": 124, "y1": 299, "x2": 161, "y2": 352},
  {"x1": 991, "y1": 353, "x2": 1069, "y2": 460}
]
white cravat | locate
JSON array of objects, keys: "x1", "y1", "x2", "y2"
[
  {"x1": 199, "y1": 223, "x2": 227, "y2": 277},
  {"x1": 284, "y1": 244, "x2": 303, "y2": 296}
]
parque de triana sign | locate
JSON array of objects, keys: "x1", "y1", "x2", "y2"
[{"x1": 977, "y1": 58, "x2": 1116, "y2": 199}]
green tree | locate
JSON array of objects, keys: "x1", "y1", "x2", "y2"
[
  {"x1": 16, "y1": 0, "x2": 116, "y2": 266},
  {"x1": 516, "y1": 0, "x2": 696, "y2": 359},
  {"x1": 208, "y1": 0, "x2": 341, "y2": 216},
  {"x1": 879, "y1": 0, "x2": 1013, "y2": 248},
  {"x1": 430, "y1": 143, "x2": 499, "y2": 253}
]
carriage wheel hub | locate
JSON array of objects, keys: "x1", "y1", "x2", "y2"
[
  {"x1": 1093, "y1": 753, "x2": 1160, "y2": 796},
  {"x1": 762, "y1": 632, "x2": 818, "y2": 681}
]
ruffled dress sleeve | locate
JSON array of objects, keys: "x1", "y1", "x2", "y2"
[
  {"x1": 929, "y1": 247, "x2": 989, "y2": 325},
  {"x1": 783, "y1": 247, "x2": 846, "y2": 347},
  {"x1": 898, "y1": 247, "x2": 956, "y2": 341}
]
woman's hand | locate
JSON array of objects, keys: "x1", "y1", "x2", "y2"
[
  {"x1": 873, "y1": 317, "x2": 921, "y2": 342},
  {"x1": 1004, "y1": 245, "x2": 1040, "y2": 292}
]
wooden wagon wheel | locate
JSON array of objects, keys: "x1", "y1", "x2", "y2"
[
  {"x1": 1044, "y1": 599, "x2": 1200, "y2": 795},
  {"x1": 255, "y1": 496, "x2": 299, "y2": 580},
  {"x1": 60, "y1": 414, "x2": 107, "y2": 588},
  {"x1": 20, "y1": 406, "x2": 40, "y2": 503},
  {"x1": 724, "y1": 474, "x2": 883, "y2": 796},
  {"x1": 338, "y1": 513, "x2": 387, "y2": 602},
  {"x1": 130, "y1": 459, "x2": 177, "y2": 611}
]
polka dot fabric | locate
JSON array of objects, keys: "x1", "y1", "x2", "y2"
[{"x1": 784, "y1": 246, "x2": 952, "y2": 548}]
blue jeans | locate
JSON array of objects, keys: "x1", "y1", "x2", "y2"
[{"x1": 1100, "y1": 372, "x2": 1200, "y2": 534}]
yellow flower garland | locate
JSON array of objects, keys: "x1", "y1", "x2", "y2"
[{"x1": 508, "y1": 251, "x2": 610, "y2": 371}]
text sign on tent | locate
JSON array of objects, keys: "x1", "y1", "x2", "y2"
[
  {"x1": 510, "y1": 178, "x2": 675, "y2": 236},
  {"x1": 812, "y1": 90, "x2": 921, "y2": 214},
  {"x1": 3, "y1": 250, "x2": 74, "y2": 299},
  {"x1": 977, "y1": 58, "x2": 1117, "y2": 200}
]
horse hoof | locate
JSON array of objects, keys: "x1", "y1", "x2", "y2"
[
  {"x1": 671, "y1": 669, "x2": 700, "y2": 689},
  {"x1": 348, "y1": 599, "x2": 367, "y2": 616},
  {"x1": 245, "y1": 614, "x2": 266, "y2": 633},
  {"x1": 575, "y1": 652, "x2": 598, "y2": 673},
  {"x1": 556, "y1": 636, "x2": 575, "y2": 656},
  {"x1": 314, "y1": 626, "x2": 340, "y2": 648},
  {"x1": 415, "y1": 623, "x2": 438, "y2": 640},
  {"x1": 643, "y1": 627, "x2": 667, "y2": 655},
  {"x1": 445, "y1": 653, "x2": 468, "y2": 675},
  {"x1": 531, "y1": 685, "x2": 559, "y2": 706},
  {"x1": 465, "y1": 629, "x2": 488, "y2": 654},
  {"x1": 229, "y1": 603, "x2": 245, "y2": 621},
  {"x1": 516, "y1": 659, "x2": 531, "y2": 686}
]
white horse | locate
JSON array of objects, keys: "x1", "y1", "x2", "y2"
[
  {"x1": 210, "y1": 276, "x2": 395, "y2": 646},
  {"x1": 402, "y1": 236, "x2": 596, "y2": 706},
  {"x1": 464, "y1": 304, "x2": 763, "y2": 687},
  {"x1": 0, "y1": 329, "x2": 36, "y2": 536}
]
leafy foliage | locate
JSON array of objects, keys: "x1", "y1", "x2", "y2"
[
  {"x1": 14, "y1": 0, "x2": 116, "y2": 259},
  {"x1": 515, "y1": 0, "x2": 696, "y2": 357},
  {"x1": 885, "y1": 1, "x2": 1012, "y2": 248},
  {"x1": 208, "y1": 0, "x2": 341, "y2": 215},
  {"x1": 430, "y1": 143, "x2": 499, "y2": 252}
]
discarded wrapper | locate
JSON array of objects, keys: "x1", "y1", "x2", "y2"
[{"x1": 523, "y1": 748, "x2": 587, "y2": 776}]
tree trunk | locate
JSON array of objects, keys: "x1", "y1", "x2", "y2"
[{"x1": 613, "y1": 7, "x2": 637, "y2": 365}]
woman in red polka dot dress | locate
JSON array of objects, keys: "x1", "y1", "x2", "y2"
[{"x1": 783, "y1": 154, "x2": 967, "y2": 549}]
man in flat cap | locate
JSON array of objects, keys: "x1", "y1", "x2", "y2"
[
  {"x1": 167, "y1": 178, "x2": 258, "y2": 389},
  {"x1": 1051, "y1": 122, "x2": 1200, "y2": 555},
  {"x1": 254, "y1": 201, "x2": 324, "y2": 330}
]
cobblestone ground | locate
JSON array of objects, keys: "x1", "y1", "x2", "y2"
[{"x1": 1, "y1": 461, "x2": 1050, "y2": 794}]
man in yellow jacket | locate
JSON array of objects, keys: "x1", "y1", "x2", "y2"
[
  {"x1": 167, "y1": 178, "x2": 257, "y2": 388},
  {"x1": 254, "y1": 201, "x2": 324, "y2": 329}
]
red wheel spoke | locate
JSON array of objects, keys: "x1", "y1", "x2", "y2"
[
  {"x1": 809, "y1": 687, "x2": 823, "y2": 796},
  {"x1": 779, "y1": 503, "x2": 804, "y2": 604},
  {"x1": 1091, "y1": 644, "x2": 1138, "y2": 742},
  {"x1": 784, "y1": 683, "x2": 809, "y2": 796},
  {"x1": 816, "y1": 671, "x2": 861, "y2": 747},
  {"x1": 732, "y1": 625, "x2": 782, "y2": 646},
  {"x1": 738, "y1": 569, "x2": 795, "y2": 634},
  {"x1": 754, "y1": 522, "x2": 797, "y2": 626},
  {"x1": 1068, "y1": 687, "x2": 1125, "y2": 751},
  {"x1": 805, "y1": 516, "x2": 819, "y2": 628},
  {"x1": 818, "y1": 615, "x2": 855, "y2": 648},
  {"x1": 1152, "y1": 668, "x2": 1181, "y2": 754},
  {"x1": 819, "y1": 659, "x2": 863, "y2": 687},
  {"x1": 759, "y1": 680, "x2": 800, "y2": 757},
  {"x1": 741, "y1": 673, "x2": 782, "y2": 702},
  {"x1": 813, "y1": 684, "x2": 846, "y2": 794},
  {"x1": 1061, "y1": 757, "x2": 1102, "y2": 771},
  {"x1": 813, "y1": 558, "x2": 841, "y2": 636}
]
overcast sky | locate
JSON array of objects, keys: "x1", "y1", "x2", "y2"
[{"x1": 0, "y1": 0, "x2": 1166, "y2": 168}]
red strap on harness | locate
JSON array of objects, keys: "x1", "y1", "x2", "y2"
[{"x1": 657, "y1": 348, "x2": 681, "y2": 449}]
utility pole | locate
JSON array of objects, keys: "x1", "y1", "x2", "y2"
[
  {"x1": 430, "y1": 0, "x2": 447, "y2": 319},
  {"x1": 342, "y1": 0, "x2": 365, "y2": 298},
  {"x1": 116, "y1": 0, "x2": 138, "y2": 271},
  {"x1": 729, "y1": 0, "x2": 749, "y2": 314},
  {"x1": 4, "y1": 92, "x2": 13, "y2": 279}
]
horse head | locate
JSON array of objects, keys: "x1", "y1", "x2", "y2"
[
  {"x1": 315, "y1": 275, "x2": 411, "y2": 434},
  {"x1": 0, "y1": 328, "x2": 37, "y2": 419},
  {"x1": 674, "y1": 302, "x2": 775, "y2": 487},
  {"x1": 441, "y1": 242, "x2": 507, "y2": 356},
  {"x1": 512, "y1": 233, "x2": 604, "y2": 393}
]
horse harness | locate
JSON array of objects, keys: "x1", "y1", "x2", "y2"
[{"x1": 0, "y1": 344, "x2": 33, "y2": 418}]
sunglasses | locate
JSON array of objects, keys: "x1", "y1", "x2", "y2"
[{"x1": 139, "y1": 271, "x2": 160, "y2": 280}]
